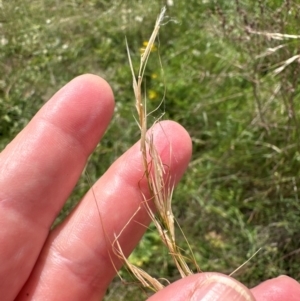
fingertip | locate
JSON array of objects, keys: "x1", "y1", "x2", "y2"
[
  {"x1": 71, "y1": 74, "x2": 115, "y2": 106},
  {"x1": 151, "y1": 120, "x2": 192, "y2": 150},
  {"x1": 150, "y1": 120, "x2": 192, "y2": 182},
  {"x1": 147, "y1": 273, "x2": 255, "y2": 301},
  {"x1": 40, "y1": 74, "x2": 115, "y2": 154},
  {"x1": 49, "y1": 73, "x2": 115, "y2": 112},
  {"x1": 251, "y1": 275, "x2": 300, "y2": 301}
]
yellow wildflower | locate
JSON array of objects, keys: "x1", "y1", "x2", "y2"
[
  {"x1": 148, "y1": 89, "x2": 158, "y2": 100},
  {"x1": 140, "y1": 40, "x2": 157, "y2": 55}
]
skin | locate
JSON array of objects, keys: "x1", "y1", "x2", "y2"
[{"x1": 0, "y1": 74, "x2": 299, "y2": 301}]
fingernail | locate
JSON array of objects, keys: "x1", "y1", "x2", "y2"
[
  {"x1": 190, "y1": 275, "x2": 255, "y2": 301},
  {"x1": 277, "y1": 275, "x2": 288, "y2": 279}
]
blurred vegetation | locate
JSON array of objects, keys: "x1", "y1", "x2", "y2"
[{"x1": 1, "y1": 0, "x2": 300, "y2": 299}]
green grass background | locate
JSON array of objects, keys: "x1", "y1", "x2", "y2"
[{"x1": 1, "y1": 0, "x2": 300, "y2": 299}]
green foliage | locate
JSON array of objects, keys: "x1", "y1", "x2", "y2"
[{"x1": 1, "y1": 0, "x2": 300, "y2": 299}]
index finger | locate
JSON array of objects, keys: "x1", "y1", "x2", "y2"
[{"x1": 0, "y1": 74, "x2": 114, "y2": 300}]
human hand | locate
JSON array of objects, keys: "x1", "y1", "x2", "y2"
[
  {"x1": 0, "y1": 74, "x2": 191, "y2": 300},
  {"x1": 0, "y1": 75, "x2": 299, "y2": 300}
]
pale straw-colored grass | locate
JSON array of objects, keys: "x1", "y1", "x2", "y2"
[
  {"x1": 112, "y1": 6, "x2": 198, "y2": 292},
  {"x1": 247, "y1": 27, "x2": 300, "y2": 75}
]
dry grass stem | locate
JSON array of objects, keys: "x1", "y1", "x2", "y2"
[
  {"x1": 115, "y1": 240, "x2": 165, "y2": 292},
  {"x1": 247, "y1": 27, "x2": 300, "y2": 40},
  {"x1": 255, "y1": 44, "x2": 286, "y2": 59},
  {"x1": 229, "y1": 248, "x2": 262, "y2": 277},
  {"x1": 114, "y1": 6, "x2": 196, "y2": 292},
  {"x1": 273, "y1": 54, "x2": 300, "y2": 75},
  {"x1": 247, "y1": 28, "x2": 300, "y2": 75}
]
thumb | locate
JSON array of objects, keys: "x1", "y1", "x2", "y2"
[{"x1": 147, "y1": 273, "x2": 255, "y2": 301}]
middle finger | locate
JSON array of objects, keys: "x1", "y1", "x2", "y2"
[{"x1": 17, "y1": 121, "x2": 192, "y2": 301}]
